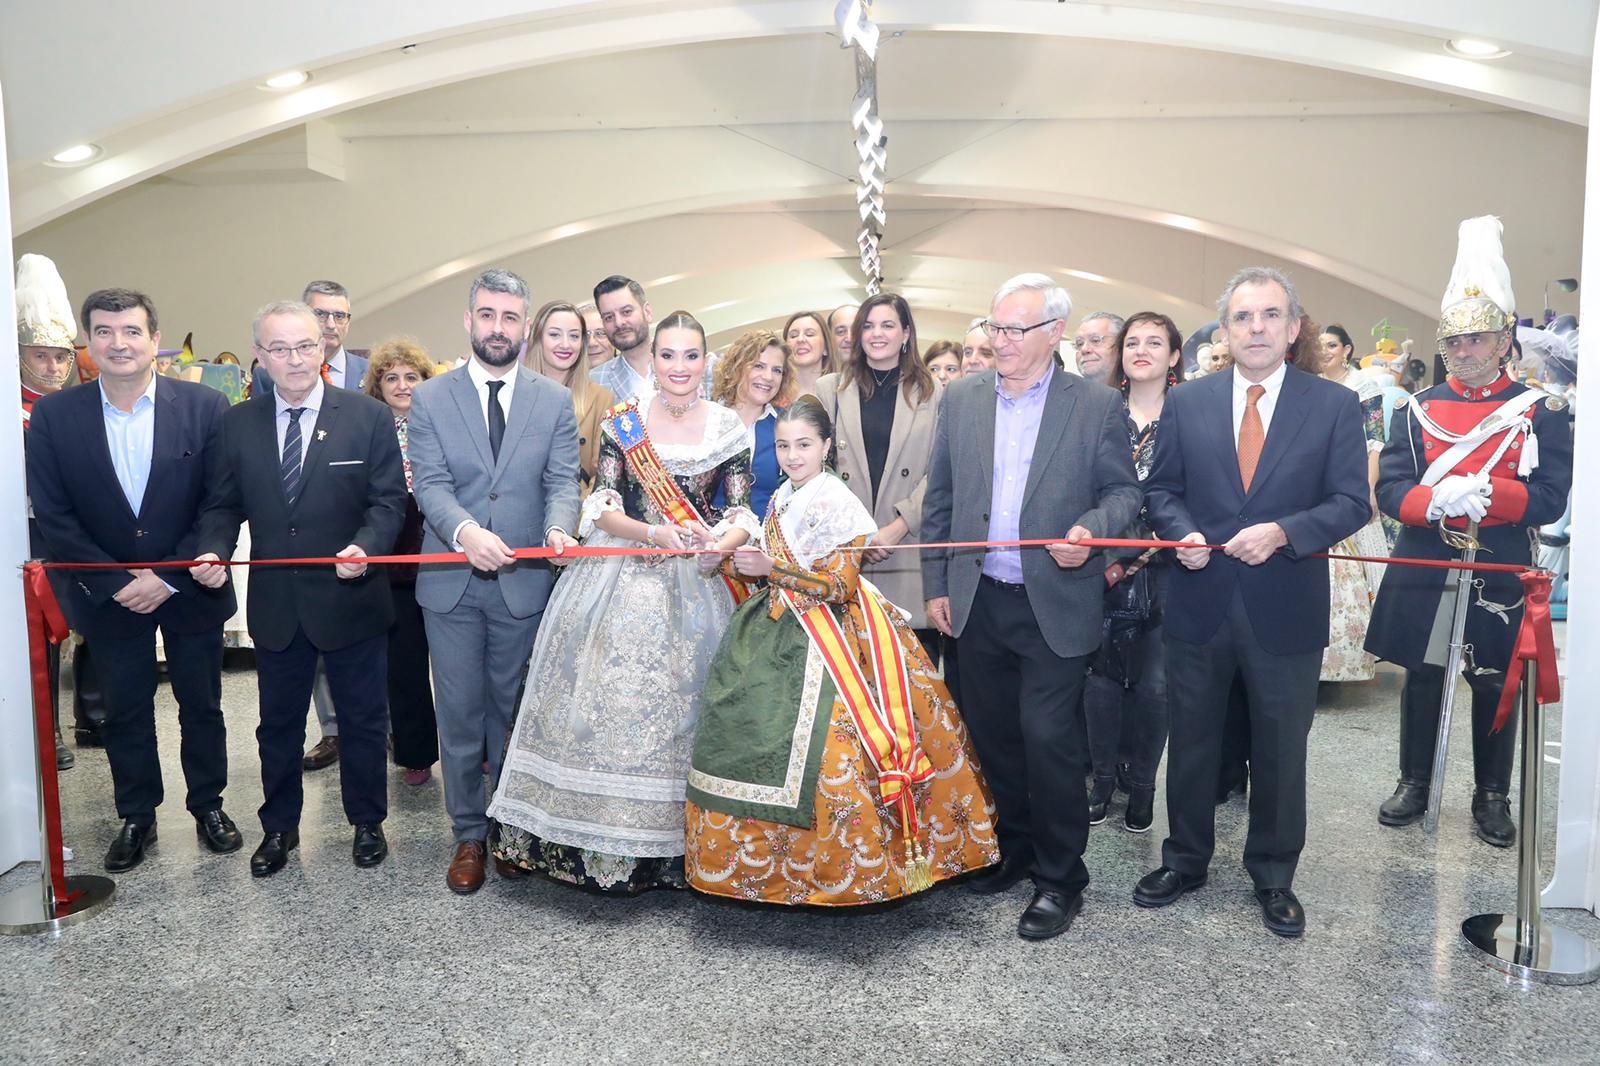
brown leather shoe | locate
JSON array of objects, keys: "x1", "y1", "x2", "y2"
[
  {"x1": 302, "y1": 736, "x2": 339, "y2": 771},
  {"x1": 446, "y1": 840, "x2": 487, "y2": 895},
  {"x1": 494, "y1": 857, "x2": 531, "y2": 880}
]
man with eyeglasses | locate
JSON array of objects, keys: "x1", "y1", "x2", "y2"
[
  {"x1": 1072, "y1": 313, "x2": 1123, "y2": 385},
  {"x1": 923, "y1": 272, "x2": 1141, "y2": 940},
  {"x1": 1134, "y1": 266, "x2": 1368, "y2": 938},
  {"x1": 251, "y1": 280, "x2": 368, "y2": 399},
  {"x1": 191, "y1": 300, "x2": 406, "y2": 877},
  {"x1": 251, "y1": 281, "x2": 369, "y2": 773}
]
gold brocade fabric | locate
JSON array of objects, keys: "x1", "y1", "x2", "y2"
[{"x1": 685, "y1": 539, "x2": 999, "y2": 906}]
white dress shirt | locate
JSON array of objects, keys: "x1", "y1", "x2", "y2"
[
  {"x1": 275, "y1": 377, "x2": 326, "y2": 459},
  {"x1": 467, "y1": 355, "x2": 517, "y2": 428},
  {"x1": 1231, "y1": 361, "x2": 1288, "y2": 446}
]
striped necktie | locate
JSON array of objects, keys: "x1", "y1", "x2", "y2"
[{"x1": 282, "y1": 407, "x2": 306, "y2": 504}]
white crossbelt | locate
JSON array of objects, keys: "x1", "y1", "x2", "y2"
[{"x1": 1408, "y1": 389, "x2": 1543, "y2": 487}]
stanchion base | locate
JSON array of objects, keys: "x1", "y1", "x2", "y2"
[
  {"x1": 1462, "y1": 912, "x2": 1600, "y2": 986},
  {"x1": 0, "y1": 875, "x2": 115, "y2": 936}
]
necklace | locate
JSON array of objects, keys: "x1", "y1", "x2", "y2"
[
  {"x1": 869, "y1": 364, "x2": 898, "y2": 389},
  {"x1": 659, "y1": 393, "x2": 700, "y2": 419}
]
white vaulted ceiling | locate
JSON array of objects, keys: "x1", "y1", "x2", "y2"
[{"x1": 3, "y1": 1, "x2": 1592, "y2": 360}]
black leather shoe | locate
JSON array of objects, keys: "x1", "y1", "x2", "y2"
[
  {"x1": 104, "y1": 821, "x2": 156, "y2": 872},
  {"x1": 74, "y1": 725, "x2": 105, "y2": 748},
  {"x1": 250, "y1": 831, "x2": 300, "y2": 877},
  {"x1": 1017, "y1": 889, "x2": 1083, "y2": 941},
  {"x1": 1256, "y1": 887, "x2": 1305, "y2": 937},
  {"x1": 1087, "y1": 777, "x2": 1115, "y2": 825},
  {"x1": 1472, "y1": 789, "x2": 1516, "y2": 848},
  {"x1": 1124, "y1": 788, "x2": 1155, "y2": 833},
  {"x1": 966, "y1": 852, "x2": 1034, "y2": 895},
  {"x1": 54, "y1": 733, "x2": 75, "y2": 771},
  {"x1": 352, "y1": 824, "x2": 388, "y2": 868},
  {"x1": 1378, "y1": 779, "x2": 1429, "y2": 826},
  {"x1": 195, "y1": 809, "x2": 243, "y2": 853},
  {"x1": 1132, "y1": 865, "x2": 1207, "y2": 908}
]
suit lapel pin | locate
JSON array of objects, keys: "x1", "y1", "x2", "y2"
[{"x1": 317, "y1": 429, "x2": 327, "y2": 441}]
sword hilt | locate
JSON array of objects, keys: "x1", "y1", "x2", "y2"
[{"x1": 1438, "y1": 518, "x2": 1483, "y2": 553}]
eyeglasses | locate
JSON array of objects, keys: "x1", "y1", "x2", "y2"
[
  {"x1": 1076, "y1": 333, "x2": 1111, "y2": 348},
  {"x1": 982, "y1": 318, "x2": 1058, "y2": 342},
  {"x1": 311, "y1": 309, "x2": 351, "y2": 324},
  {"x1": 256, "y1": 341, "x2": 321, "y2": 359}
]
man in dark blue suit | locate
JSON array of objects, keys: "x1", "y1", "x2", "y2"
[
  {"x1": 193, "y1": 300, "x2": 405, "y2": 877},
  {"x1": 27, "y1": 288, "x2": 241, "y2": 872},
  {"x1": 248, "y1": 280, "x2": 367, "y2": 772},
  {"x1": 1133, "y1": 267, "x2": 1369, "y2": 937}
]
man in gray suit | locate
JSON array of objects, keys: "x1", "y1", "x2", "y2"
[
  {"x1": 923, "y1": 272, "x2": 1141, "y2": 941},
  {"x1": 406, "y1": 268, "x2": 582, "y2": 895}
]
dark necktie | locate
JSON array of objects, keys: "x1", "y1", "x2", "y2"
[
  {"x1": 282, "y1": 407, "x2": 306, "y2": 504},
  {"x1": 1238, "y1": 384, "x2": 1266, "y2": 491},
  {"x1": 487, "y1": 380, "x2": 505, "y2": 463}
]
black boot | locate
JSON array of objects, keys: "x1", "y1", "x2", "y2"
[
  {"x1": 1469, "y1": 671, "x2": 1518, "y2": 848},
  {"x1": 1380, "y1": 668, "x2": 1445, "y2": 826},
  {"x1": 1471, "y1": 789, "x2": 1516, "y2": 848},
  {"x1": 1087, "y1": 776, "x2": 1115, "y2": 825}
]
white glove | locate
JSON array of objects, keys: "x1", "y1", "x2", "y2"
[{"x1": 1426, "y1": 473, "x2": 1490, "y2": 521}]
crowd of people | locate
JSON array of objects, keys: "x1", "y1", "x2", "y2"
[{"x1": 14, "y1": 212, "x2": 1572, "y2": 942}]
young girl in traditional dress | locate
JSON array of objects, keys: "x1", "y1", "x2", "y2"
[
  {"x1": 487, "y1": 311, "x2": 758, "y2": 894},
  {"x1": 685, "y1": 397, "x2": 998, "y2": 906}
]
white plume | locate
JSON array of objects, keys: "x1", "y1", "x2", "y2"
[
  {"x1": 15, "y1": 253, "x2": 76, "y2": 343},
  {"x1": 1441, "y1": 215, "x2": 1515, "y2": 317}
]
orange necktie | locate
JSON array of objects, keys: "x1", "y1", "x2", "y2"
[
  {"x1": 319, "y1": 362, "x2": 333, "y2": 387},
  {"x1": 1238, "y1": 384, "x2": 1266, "y2": 491}
]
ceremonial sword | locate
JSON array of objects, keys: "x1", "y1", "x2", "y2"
[{"x1": 1424, "y1": 518, "x2": 1481, "y2": 834}]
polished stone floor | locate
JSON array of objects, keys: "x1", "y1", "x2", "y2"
[{"x1": 2, "y1": 660, "x2": 1596, "y2": 1066}]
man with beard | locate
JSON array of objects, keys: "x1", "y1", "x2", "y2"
[
  {"x1": 17, "y1": 253, "x2": 81, "y2": 768},
  {"x1": 1073, "y1": 312, "x2": 1123, "y2": 385},
  {"x1": 589, "y1": 275, "x2": 655, "y2": 403},
  {"x1": 405, "y1": 268, "x2": 582, "y2": 894}
]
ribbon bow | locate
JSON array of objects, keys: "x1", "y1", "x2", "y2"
[{"x1": 1492, "y1": 570, "x2": 1562, "y2": 733}]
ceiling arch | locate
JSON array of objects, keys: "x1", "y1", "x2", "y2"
[{"x1": 5, "y1": 1, "x2": 1591, "y2": 232}]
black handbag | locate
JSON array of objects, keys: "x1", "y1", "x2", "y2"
[{"x1": 1088, "y1": 555, "x2": 1160, "y2": 690}]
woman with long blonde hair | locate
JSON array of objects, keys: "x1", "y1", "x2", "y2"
[
  {"x1": 524, "y1": 300, "x2": 616, "y2": 493},
  {"x1": 783, "y1": 310, "x2": 831, "y2": 397}
]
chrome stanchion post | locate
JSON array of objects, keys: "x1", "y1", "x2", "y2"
[
  {"x1": 0, "y1": 607, "x2": 114, "y2": 936},
  {"x1": 1462, "y1": 659, "x2": 1600, "y2": 983}
]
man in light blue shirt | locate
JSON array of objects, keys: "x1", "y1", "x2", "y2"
[{"x1": 27, "y1": 288, "x2": 240, "y2": 873}]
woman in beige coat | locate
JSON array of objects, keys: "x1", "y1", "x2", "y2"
[{"x1": 813, "y1": 293, "x2": 943, "y2": 648}]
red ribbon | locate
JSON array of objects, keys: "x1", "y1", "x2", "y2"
[
  {"x1": 32, "y1": 537, "x2": 1538, "y2": 574},
  {"x1": 1492, "y1": 570, "x2": 1562, "y2": 734},
  {"x1": 21, "y1": 562, "x2": 79, "y2": 906}
]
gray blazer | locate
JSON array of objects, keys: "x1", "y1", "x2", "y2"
[
  {"x1": 921, "y1": 368, "x2": 1142, "y2": 658},
  {"x1": 406, "y1": 364, "x2": 582, "y2": 619}
]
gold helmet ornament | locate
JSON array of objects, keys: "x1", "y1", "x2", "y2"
[{"x1": 1436, "y1": 216, "x2": 1515, "y2": 362}]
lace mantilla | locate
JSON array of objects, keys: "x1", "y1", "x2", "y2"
[{"x1": 763, "y1": 472, "x2": 879, "y2": 571}]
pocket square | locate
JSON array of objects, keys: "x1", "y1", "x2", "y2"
[{"x1": 328, "y1": 459, "x2": 365, "y2": 466}]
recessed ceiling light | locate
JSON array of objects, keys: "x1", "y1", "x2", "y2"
[
  {"x1": 259, "y1": 70, "x2": 310, "y2": 91},
  {"x1": 1445, "y1": 38, "x2": 1510, "y2": 59},
  {"x1": 47, "y1": 143, "x2": 101, "y2": 166}
]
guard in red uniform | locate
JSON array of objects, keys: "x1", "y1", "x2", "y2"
[
  {"x1": 1365, "y1": 217, "x2": 1573, "y2": 846},
  {"x1": 17, "y1": 253, "x2": 81, "y2": 769}
]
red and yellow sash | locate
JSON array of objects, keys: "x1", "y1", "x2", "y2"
[
  {"x1": 608, "y1": 399, "x2": 748, "y2": 606},
  {"x1": 767, "y1": 516, "x2": 933, "y2": 838}
]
